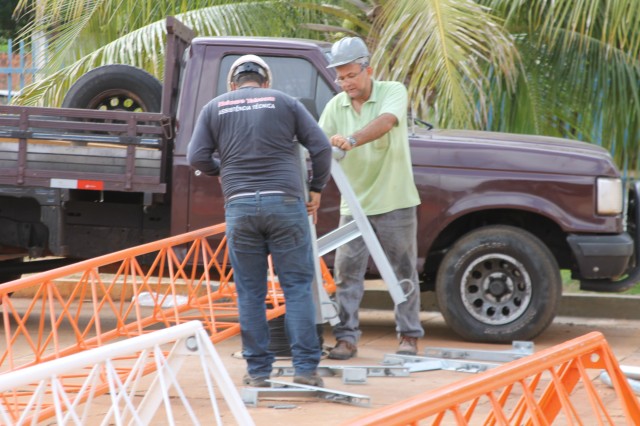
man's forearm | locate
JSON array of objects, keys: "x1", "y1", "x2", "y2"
[
  {"x1": 351, "y1": 113, "x2": 397, "y2": 145},
  {"x1": 330, "y1": 113, "x2": 397, "y2": 150}
]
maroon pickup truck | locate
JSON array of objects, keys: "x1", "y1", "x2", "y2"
[{"x1": 0, "y1": 17, "x2": 637, "y2": 342}]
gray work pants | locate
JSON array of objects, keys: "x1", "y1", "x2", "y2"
[{"x1": 332, "y1": 206, "x2": 425, "y2": 344}]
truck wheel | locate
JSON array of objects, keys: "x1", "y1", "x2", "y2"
[
  {"x1": 62, "y1": 64, "x2": 162, "y2": 113},
  {"x1": 435, "y1": 225, "x2": 561, "y2": 343}
]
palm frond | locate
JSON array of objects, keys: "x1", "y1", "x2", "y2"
[
  {"x1": 296, "y1": 2, "x2": 372, "y2": 34},
  {"x1": 13, "y1": 1, "x2": 319, "y2": 106},
  {"x1": 299, "y1": 23, "x2": 360, "y2": 37},
  {"x1": 371, "y1": 0, "x2": 519, "y2": 128},
  {"x1": 479, "y1": 0, "x2": 640, "y2": 169},
  {"x1": 15, "y1": 17, "x2": 167, "y2": 106}
]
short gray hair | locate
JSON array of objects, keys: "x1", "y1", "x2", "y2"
[{"x1": 355, "y1": 57, "x2": 370, "y2": 67}]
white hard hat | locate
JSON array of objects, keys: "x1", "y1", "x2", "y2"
[
  {"x1": 227, "y1": 54, "x2": 272, "y2": 90},
  {"x1": 327, "y1": 37, "x2": 370, "y2": 68}
]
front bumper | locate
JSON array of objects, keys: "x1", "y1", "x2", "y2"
[
  {"x1": 573, "y1": 180, "x2": 640, "y2": 292},
  {"x1": 567, "y1": 233, "x2": 633, "y2": 280}
]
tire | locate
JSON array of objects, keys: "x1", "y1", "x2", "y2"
[
  {"x1": 62, "y1": 64, "x2": 162, "y2": 113},
  {"x1": 435, "y1": 225, "x2": 561, "y2": 343},
  {"x1": 267, "y1": 314, "x2": 325, "y2": 357},
  {"x1": 0, "y1": 258, "x2": 23, "y2": 301}
]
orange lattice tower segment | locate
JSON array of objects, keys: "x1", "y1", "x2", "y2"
[
  {"x1": 0, "y1": 223, "x2": 335, "y2": 423},
  {"x1": 346, "y1": 331, "x2": 640, "y2": 425}
]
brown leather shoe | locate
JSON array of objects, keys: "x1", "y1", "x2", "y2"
[
  {"x1": 328, "y1": 340, "x2": 357, "y2": 360},
  {"x1": 397, "y1": 335, "x2": 418, "y2": 355},
  {"x1": 293, "y1": 371, "x2": 324, "y2": 387}
]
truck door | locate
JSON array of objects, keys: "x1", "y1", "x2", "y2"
[{"x1": 185, "y1": 52, "x2": 340, "y2": 236}]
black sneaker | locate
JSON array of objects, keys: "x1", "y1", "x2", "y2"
[
  {"x1": 293, "y1": 372, "x2": 324, "y2": 387},
  {"x1": 242, "y1": 374, "x2": 270, "y2": 387}
]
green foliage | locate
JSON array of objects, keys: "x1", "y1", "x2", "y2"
[
  {"x1": 562, "y1": 270, "x2": 640, "y2": 295},
  {"x1": 371, "y1": 1, "x2": 518, "y2": 129},
  {"x1": 11, "y1": 0, "x2": 341, "y2": 107},
  {"x1": 478, "y1": 0, "x2": 640, "y2": 172},
  {"x1": 0, "y1": 0, "x2": 31, "y2": 39}
]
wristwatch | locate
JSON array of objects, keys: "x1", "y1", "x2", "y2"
[{"x1": 346, "y1": 136, "x2": 357, "y2": 147}]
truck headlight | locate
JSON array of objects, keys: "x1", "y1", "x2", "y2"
[{"x1": 597, "y1": 177, "x2": 623, "y2": 215}]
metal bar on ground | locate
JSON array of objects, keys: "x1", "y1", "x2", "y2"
[
  {"x1": 272, "y1": 365, "x2": 410, "y2": 378},
  {"x1": 423, "y1": 341, "x2": 534, "y2": 362},
  {"x1": 382, "y1": 354, "x2": 500, "y2": 373},
  {"x1": 243, "y1": 380, "x2": 371, "y2": 407}
]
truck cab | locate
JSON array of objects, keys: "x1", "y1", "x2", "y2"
[{"x1": 170, "y1": 36, "x2": 340, "y2": 238}]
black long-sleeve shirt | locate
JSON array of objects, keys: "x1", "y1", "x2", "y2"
[{"x1": 187, "y1": 86, "x2": 332, "y2": 199}]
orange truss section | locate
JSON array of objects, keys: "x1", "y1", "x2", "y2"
[
  {"x1": 0, "y1": 223, "x2": 334, "y2": 423},
  {"x1": 346, "y1": 331, "x2": 640, "y2": 425}
]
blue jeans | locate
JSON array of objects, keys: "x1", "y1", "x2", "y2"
[
  {"x1": 225, "y1": 192, "x2": 321, "y2": 378},
  {"x1": 333, "y1": 206, "x2": 425, "y2": 344}
]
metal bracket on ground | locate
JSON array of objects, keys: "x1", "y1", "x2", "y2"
[
  {"x1": 241, "y1": 380, "x2": 371, "y2": 407},
  {"x1": 341, "y1": 368, "x2": 368, "y2": 384},
  {"x1": 272, "y1": 365, "x2": 410, "y2": 384},
  {"x1": 383, "y1": 354, "x2": 500, "y2": 373},
  {"x1": 382, "y1": 341, "x2": 534, "y2": 374},
  {"x1": 423, "y1": 341, "x2": 534, "y2": 362},
  {"x1": 599, "y1": 370, "x2": 640, "y2": 395}
]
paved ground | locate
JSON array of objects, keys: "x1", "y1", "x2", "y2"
[
  {"x1": 4, "y1": 301, "x2": 640, "y2": 425},
  {"x1": 226, "y1": 310, "x2": 640, "y2": 425}
]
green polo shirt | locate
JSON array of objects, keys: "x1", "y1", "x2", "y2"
[{"x1": 319, "y1": 80, "x2": 420, "y2": 216}]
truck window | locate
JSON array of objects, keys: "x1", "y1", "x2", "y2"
[
  {"x1": 217, "y1": 55, "x2": 334, "y2": 119},
  {"x1": 174, "y1": 46, "x2": 191, "y2": 129}
]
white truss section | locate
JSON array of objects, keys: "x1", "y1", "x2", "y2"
[{"x1": 0, "y1": 321, "x2": 254, "y2": 426}]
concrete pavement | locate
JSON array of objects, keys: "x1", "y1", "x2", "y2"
[
  {"x1": 220, "y1": 309, "x2": 640, "y2": 425},
  {"x1": 3, "y1": 291, "x2": 640, "y2": 425}
]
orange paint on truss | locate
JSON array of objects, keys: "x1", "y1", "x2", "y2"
[
  {"x1": 0, "y1": 223, "x2": 335, "y2": 423},
  {"x1": 347, "y1": 331, "x2": 640, "y2": 425}
]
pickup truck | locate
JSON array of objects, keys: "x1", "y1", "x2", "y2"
[{"x1": 1, "y1": 17, "x2": 638, "y2": 343}]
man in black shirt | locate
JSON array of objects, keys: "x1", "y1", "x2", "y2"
[{"x1": 188, "y1": 55, "x2": 332, "y2": 387}]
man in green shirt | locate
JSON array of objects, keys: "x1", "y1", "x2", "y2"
[{"x1": 319, "y1": 37, "x2": 424, "y2": 359}]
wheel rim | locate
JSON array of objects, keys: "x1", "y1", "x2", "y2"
[
  {"x1": 460, "y1": 253, "x2": 532, "y2": 325},
  {"x1": 86, "y1": 89, "x2": 147, "y2": 112}
]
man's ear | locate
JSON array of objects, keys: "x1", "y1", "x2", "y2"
[{"x1": 230, "y1": 82, "x2": 238, "y2": 91}]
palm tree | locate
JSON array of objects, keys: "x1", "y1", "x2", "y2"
[
  {"x1": 476, "y1": 0, "x2": 640, "y2": 173},
  {"x1": 11, "y1": 0, "x2": 640, "y2": 169}
]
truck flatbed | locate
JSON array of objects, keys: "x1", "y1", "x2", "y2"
[{"x1": 0, "y1": 105, "x2": 169, "y2": 193}]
